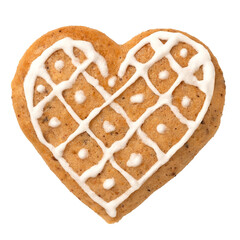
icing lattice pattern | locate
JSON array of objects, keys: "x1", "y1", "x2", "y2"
[{"x1": 24, "y1": 31, "x2": 215, "y2": 217}]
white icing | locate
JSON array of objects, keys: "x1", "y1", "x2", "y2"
[
  {"x1": 48, "y1": 117, "x2": 61, "y2": 128},
  {"x1": 103, "y1": 120, "x2": 115, "y2": 133},
  {"x1": 78, "y1": 148, "x2": 88, "y2": 159},
  {"x1": 130, "y1": 93, "x2": 144, "y2": 103},
  {"x1": 108, "y1": 76, "x2": 117, "y2": 87},
  {"x1": 182, "y1": 96, "x2": 191, "y2": 108},
  {"x1": 157, "y1": 123, "x2": 166, "y2": 134},
  {"x1": 75, "y1": 90, "x2": 86, "y2": 104},
  {"x1": 24, "y1": 31, "x2": 215, "y2": 218},
  {"x1": 36, "y1": 84, "x2": 45, "y2": 93},
  {"x1": 54, "y1": 60, "x2": 64, "y2": 71},
  {"x1": 180, "y1": 48, "x2": 188, "y2": 58},
  {"x1": 127, "y1": 153, "x2": 142, "y2": 167},
  {"x1": 159, "y1": 70, "x2": 169, "y2": 80},
  {"x1": 103, "y1": 178, "x2": 115, "y2": 190}
]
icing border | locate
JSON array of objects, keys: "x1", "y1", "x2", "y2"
[{"x1": 24, "y1": 31, "x2": 215, "y2": 217}]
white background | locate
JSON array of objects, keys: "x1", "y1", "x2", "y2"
[{"x1": 0, "y1": 0, "x2": 239, "y2": 239}]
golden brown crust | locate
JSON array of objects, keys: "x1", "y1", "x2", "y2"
[{"x1": 11, "y1": 26, "x2": 225, "y2": 223}]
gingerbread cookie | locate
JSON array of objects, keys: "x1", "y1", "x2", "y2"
[{"x1": 11, "y1": 26, "x2": 225, "y2": 223}]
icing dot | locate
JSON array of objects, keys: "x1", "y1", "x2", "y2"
[
  {"x1": 48, "y1": 117, "x2": 61, "y2": 128},
  {"x1": 36, "y1": 84, "x2": 45, "y2": 93},
  {"x1": 130, "y1": 93, "x2": 144, "y2": 103},
  {"x1": 180, "y1": 48, "x2": 188, "y2": 58},
  {"x1": 127, "y1": 153, "x2": 142, "y2": 167},
  {"x1": 103, "y1": 178, "x2": 115, "y2": 190},
  {"x1": 75, "y1": 90, "x2": 86, "y2": 104},
  {"x1": 78, "y1": 148, "x2": 88, "y2": 159},
  {"x1": 103, "y1": 121, "x2": 115, "y2": 133},
  {"x1": 54, "y1": 60, "x2": 64, "y2": 71},
  {"x1": 157, "y1": 123, "x2": 166, "y2": 134},
  {"x1": 158, "y1": 70, "x2": 169, "y2": 80},
  {"x1": 182, "y1": 96, "x2": 191, "y2": 108},
  {"x1": 108, "y1": 76, "x2": 117, "y2": 87}
]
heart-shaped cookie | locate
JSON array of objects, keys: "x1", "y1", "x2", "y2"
[{"x1": 12, "y1": 26, "x2": 225, "y2": 223}]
